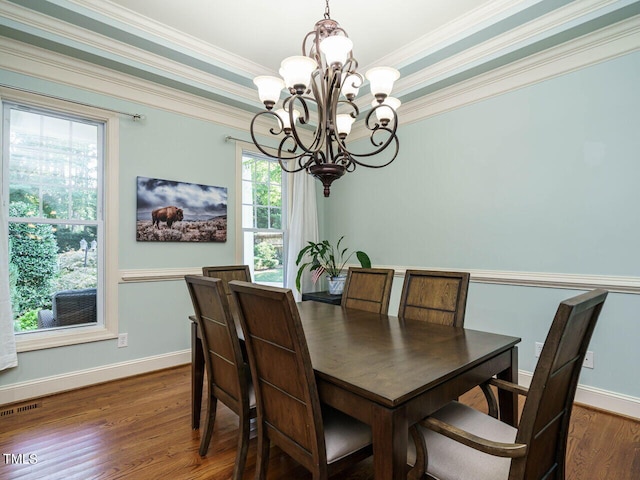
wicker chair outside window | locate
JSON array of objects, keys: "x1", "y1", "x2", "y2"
[{"x1": 37, "y1": 288, "x2": 97, "y2": 329}]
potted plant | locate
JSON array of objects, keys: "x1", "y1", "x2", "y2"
[{"x1": 295, "y1": 236, "x2": 371, "y2": 294}]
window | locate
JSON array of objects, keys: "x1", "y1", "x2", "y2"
[
  {"x1": 2, "y1": 91, "x2": 118, "y2": 351},
  {"x1": 240, "y1": 151, "x2": 287, "y2": 286}
]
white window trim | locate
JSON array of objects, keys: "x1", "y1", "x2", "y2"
[
  {"x1": 234, "y1": 141, "x2": 290, "y2": 279},
  {"x1": 1, "y1": 88, "x2": 119, "y2": 352}
]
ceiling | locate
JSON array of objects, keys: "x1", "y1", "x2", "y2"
[
  {"x1": 1, "y1": 0, "x2": 639, "y2": 118},
  {"x1": 105, "y1": 0, "x2": 485, "y2": 70}
]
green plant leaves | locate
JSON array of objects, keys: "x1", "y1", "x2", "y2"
[{"x1": 294, "y1": 237, "x2": 371, "y2": 291}]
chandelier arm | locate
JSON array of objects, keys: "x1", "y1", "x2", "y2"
[
  {"x1": 307, "y1": 76, "x2": 327, "y2": 152},
  {"x1": 348, "y1": 130, "x2": 400, "y2": 168},
  {"x1": 302, "y1": 30, "x2": 317, "y2": 58},
  {"x1": 250, "y1": 111, "x2": 308, "y2": 162},
  {"x1": 285, "y1": 95, "x2": 324, "y2": 156},
  {"x1": 278, "y1": 150, "x2": 315, "y2": 173},
  {"x1": 249, "y1": 112, "x2": 287, "y2": 159},
  {"x1": 344, "y1": 57, "x2": 359, "y2": 74},
  {"x1": 325, "y1": 69, "x2": 344, "y2": 164}
]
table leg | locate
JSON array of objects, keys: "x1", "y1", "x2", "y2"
[
  {"x1": 191, "y1": 321, "x2": 204, "y2": 430},
  {"x1": 372, "y1": 404, "x2": 408, "y2": 480},
  {"x1": 497, "y1": 346, "x2": 519, "y2": 427}
]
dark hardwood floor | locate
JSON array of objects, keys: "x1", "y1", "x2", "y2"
[{"x1": 1, "y1": 365, "x2": 638, "y2": 479}]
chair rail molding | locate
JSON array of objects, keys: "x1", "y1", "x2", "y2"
[
  {"x1": 388, "y1": 266, "x2": 640, "y2": 295},
  {"x1": 119, "y1": 266, "x2": 640, "y2": 294}
]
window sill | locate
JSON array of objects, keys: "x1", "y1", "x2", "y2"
[{"x1": 15, "y1": 324, "x2": 118, "y2": 352}]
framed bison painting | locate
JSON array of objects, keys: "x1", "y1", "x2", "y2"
[{"x1": 136, "y1": 176, "x2": 227, "y2": 242}]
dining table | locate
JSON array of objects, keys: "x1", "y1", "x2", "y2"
[{"x1": 189, "y1": 299, "x2": 520, "y2": 480}]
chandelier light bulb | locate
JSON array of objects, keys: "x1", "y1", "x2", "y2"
[
  {"x1": 341, "y1": 74, "x2": 362, "y2": 100},
  {"x1": 253, "y1": 76, "x2": 284, "y2": 109},
  {"x1": 335, "y1": 114, "x2": 355, "y2": 138},
  {"x1": 372, "y1": 96, "x2": 401, "y2": 126},
  {"x1": 280, "y1": 56, "x2": 318, "y2": 94},
  {"x1": 365, "y1": 66, "x2": 400, "y2": 102},
  {"x1": 275, "y1": 108, "x2": 301, "y2": 133},
  {"x1": 319, "y1": 35, "x2": 353, "y2": 68}
]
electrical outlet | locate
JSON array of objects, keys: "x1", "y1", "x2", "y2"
[
  {"x1": 117, "y1": 333, "x2": 128, "y2": 348},
  {"x1": 583, "y1": 351, "x2": 594, "y2": 369},
  {"x1": 534, "y1": 342, "x2": 543, "y2": 358}
]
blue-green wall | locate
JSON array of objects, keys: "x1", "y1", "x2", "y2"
[
  {"x1": 323, "y1": 51, "x2": 640, "y2": 398},
  {"x1": 0, "y1": 70, "x2": 242, "y2": 387},
  {"x1": 2, "y1": 49, "x2": 639, "y2": 403}
]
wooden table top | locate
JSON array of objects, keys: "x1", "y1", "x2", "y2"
[{"x1": 297, "y1": 301, "x2": 521, "y2": 408}]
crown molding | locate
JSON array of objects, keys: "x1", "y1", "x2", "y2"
[
  {"x1": 0, "y1": 0, "x2": 262, "y2": 109},
  {"x1": 0, "y1": 38, "x2": 261, "y2": 132},
  {"x1": 370, "y1": 14, "x2": 640, "y2": 135},
  {"x1": 348, "y1": 14, "x2": 640, "y2": 140},
  {"x1": 69, "y1": 0, "x2": 271, "y2": 77},
  {"x1": 393, "y1": 0, "x2": 634, "y2": 97},
  {"x1": 373, "y1": 0, "x2": 528, "y2": 70},
  {"x1": 2, "y1": 15, "x2": 638, "y2": 141}
]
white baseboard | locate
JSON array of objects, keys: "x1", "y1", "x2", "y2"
[
  {"x1": 2, "y1": 351, "x2": 637, "y2": 420},
  {"x1": 0, "y1": 350, "x2": 190, "y2": 406},
  {"x1": 519, "y1": 370, "x2": 640, "y2": 420}
]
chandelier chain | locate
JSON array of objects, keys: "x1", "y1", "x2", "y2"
[{"x1": 324, "y1": 0, "x2": 331, "y2": 20}]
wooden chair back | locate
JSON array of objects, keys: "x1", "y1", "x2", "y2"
[
  {"x1": 398, "y1": 270, "x2": 470, "y2": 327},
  {"x1": 185, "y1": 275, "x2": 250, "y2": 415},
  {"x1": 229, "y1": 281, "x2": 327, "y2": 473},
  {"x1": 510, "y1": 289, "x2": 607, "y2": 479},
  {"x1": 202, "y1": 264, "x2": 251, "y2": 299},
  {"x1": 202, "y1": 265, "x2": 251, "y2": 321},
  {"x1": 185, "y1": 275, "x2": 256, "y2": 477},
  {"x1": 341, "y1": 267, "x2": 395, "y2": 314}
]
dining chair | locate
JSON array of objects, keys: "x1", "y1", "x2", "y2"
[
  {"x1": 407, "y1": 288, "x2": 608, "y2": 480},
  {"x1": 201, "y1": 264, "x2": 251, "y2": 301},
  {"x1": 184, "y1": 275, "x2": 256, "y2": 480},
  {"x1": 398, "y1": 270, "x2": 470, "y2": 327},
  {"x1": 229, "y1": 280, "x2": 373, "y2": 480},
  {"x1": 341, "y1": 267, "x2": 395, "y2": 314}
]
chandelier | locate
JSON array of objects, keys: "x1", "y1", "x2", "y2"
[{"x1": 250, "y1": 0, "x2": 401, "y2": 197}]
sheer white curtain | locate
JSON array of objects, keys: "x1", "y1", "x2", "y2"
[
  {"x1": 1, "y1": 198, "x2": 18, "y2": 371},
  {"x1": 285, "y1": 171, "x2": 319, "y2": 302}
]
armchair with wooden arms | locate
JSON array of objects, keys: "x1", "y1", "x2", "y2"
[{"x1": 408, "y1": 289, "x2": 608, "y2": 480}]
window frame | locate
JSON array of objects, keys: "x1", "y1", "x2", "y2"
[
  {"x1": 235, "y1": 143, "x2": 288, "y2": 286},
  {"x1": 1, "y1": 88, "x2": 119, "y2": 352}
]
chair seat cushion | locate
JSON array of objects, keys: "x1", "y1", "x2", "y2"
[
  {"x1": 322, "y1": 406, "x2": 372, "y2": 464},
  {"x1": 412, "y1": 401, "x2": 516, "y2": 480}
]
